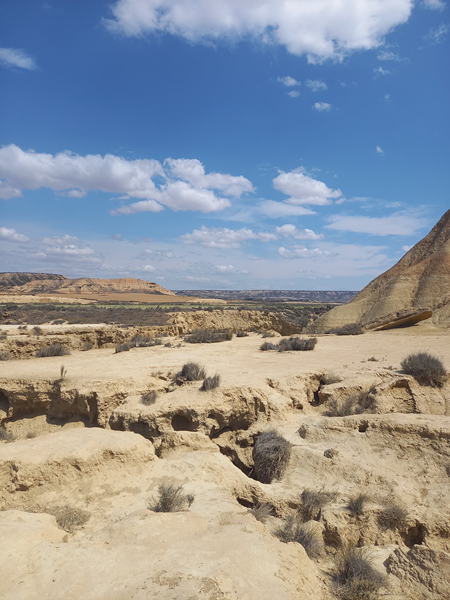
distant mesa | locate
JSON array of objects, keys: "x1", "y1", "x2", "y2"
[
  {"x1": 310, "y1": 209, "x2": 450, "y2": 331},
  {"x1": 0, "y1": 273, "x2": 176, "y2": 297}
]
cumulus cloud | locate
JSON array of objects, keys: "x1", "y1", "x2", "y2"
[
  {"x1": 278, "y1": 245, "x2": 334, "y2": 258},
  {"x1": 0, "y1": 145, "x2": 253, "y2": 214},
  {"x1": 180, "y1": 225, "x2": 277, "y2": 248},
  {"x1": 325, "y1": 213, "x2": 428, "y2": 236},
  {"x1": 313, "y1": 102, "x2": 331, "y2": 111},
  {"x1": 273, "y1": 168, "x2": 342, "y2": 206},
  {"x1": 306, "y1": 79, "x2": 327, "y2": 91},
  {"x1": 103, "y1": 0, "x2": 413, "y2": 62},
  {"x1": 275, "y1": 224, "x2": 323, "y2": 240},
  {"x1": 288, "y1": 90, "x2": 300, "y2": 98},
  {"x1": 278, "y1": 76, "x2": 300, "y2": 87},
  {"x1": 0, "y1": 48, "x2": 37, "y2": 70},
  {"x1": 259, "y1": 200, "x2": 316, "y2": 218},
  {"x1": 215, "y1": 265, "x2": 234, "y2": 272},
  {"x1": 0, "y1": 226, "x2": 30, "y2": 242}
]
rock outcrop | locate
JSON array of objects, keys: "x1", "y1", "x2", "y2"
[{"x1": 310, "y1": 209, "x2": 450, "y2": 332}]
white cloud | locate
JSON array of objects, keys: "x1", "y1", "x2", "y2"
[
  {"x1": 376, "y1": 146, "x2": 384, "y2": 154},
  {"x1": 377, "y1": 50, "x2": 403, "y2": 61},
  {"x1": 180, "y1": 225, "x2": 278, "y2": 248},
  {"x1": 111, "y1": 234, "x2": 123, "y2": 240},
  {"x1": 133, "y1": 264, "x2": 156, "y2": 272},
  {"x1": 288, "y1": 90, "x2": 300, "y2": 98},
  {"x1": 275, "y1": 224, "x2": 323, "y2": 240},
  {"x1": 0, "y1": 226, "x2": 30, "y2": 242},
  {"x1": 384, "y1": 93, "x2": 391, "y2": 101},
  {"x1": 278, "y1": 245, "x2": 334, "y2": 258},
  {"x1": 402, "y1": 245, "x2": 413, "y2": 252},
  {"x1": 215, "y1": 265, "x2": 234, "y2": 272},
  {"x1": 373, "y1": 66, "x2": 390, "y2": 76},
  {"x1": 0, "y1": 145, "x2": 253, "y2": 214},
  {"x1": 103, "y1": 0, "x2": 414, "y2": 62},
  {"x1": 422, "y1": 0, "x2": 445, "y2": 9},
  {"x1": 325, "y1": 213, "x2": 428, "y2": 236},
  {"x1": 278, "y1": 76, "x2": 300, "y2": 87},
  {"x1": 0, "y1": 48, "x2": 37, "y2": 70},
  {"x1": 259, "y1": 200, "x2": 316, "y2": 218},
  {"x1": 306, "y1": 79, "x2": 327, "y2": 91},
  {"x1": 313, "y1": 102, "x2": 331, "y2": 111},
  {"x1": 273, "y1": 168, "x2": 342, "y2": 206},
  {"x1": 42, "y1": 234, "x2": 80, "y2": 246},
  {"x1": 425, "y1": 23, "x2": 448, "y2": 43},
  {"x1": 137, "y1": 249, "x2": 177, "y2": 260}
]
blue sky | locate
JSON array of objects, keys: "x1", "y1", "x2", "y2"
[{"x1": 0, "y1": 0, "x2": 449, "y2": 290}]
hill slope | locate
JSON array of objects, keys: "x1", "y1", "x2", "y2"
[{"x1": 310, "y1": 209, "x2": 450, "y2": 331}]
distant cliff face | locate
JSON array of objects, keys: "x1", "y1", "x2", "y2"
[
  {"x1": 0, "y1": 273, "x2": 175, "y2": 297},
  {"x1": 310, "y1": 209, "x2": 450, "y2": 331}
]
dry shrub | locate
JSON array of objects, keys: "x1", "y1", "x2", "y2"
[
  {"x1": 347, "y1": 494, "x2": 369, "y2": 516},
  {"x1": 185, "y1": 328, "x2": 233, "y2": 344},
  {"x1": 180, "y1": 362, "x2": 206, "y2": 381},
  {"x1": 141, "y1": 390, "x2": 158, "y2": 405},
  {"x1": 377, "y1": 502, "x2": 408, "y2": 530},
  {"x1": 325, "y1": 386, "x2": 377, "y2": 417},
  {"x1": 0, "y1": 428, "x2": 15, "y2": 442},
  {"x1": 328, "y1": 323, "x2": 363, "y2": 336},
  {"x1": 201, "y1": 374, "x2": 220, "y2": 391},
  {"x1": 334, "y1": 545, "x2": 385, "y2": 599},
  {"x1": 52, "y1": 506, "x2": 90, "y2": 533},
  {"x1": 250, "y1": 502, "x2": 273, "y2": 523},
  {"x1": 324, "y1": 448, "x2": 339, "y2": 459},
  {"x1": 149, "y1": 483, "x2": 195, "y2": 512},
  {"x1": 300, "y1": 488, "x2": 336, "y2": 522},
  {"x1": 253, "y1": 430, "x2": 292, "y2": 484},
  {"x1": 0, "y1": 331, "x2": 7, "y2": 340},
  {"x1": 82, "y1": 341, "x2": 93, "y2": 351},
  {"x1": 401, "y1": 352, "x2": 447, "y2": 387},
  {"x1": 260, "y1": 341, "x2": 278, "y2": 351},
  {"x1": 130, "y1": 335, "x2": 162, "y2": 347},
  {"x1": 236, "y1": 331, "x2": 248, "y2": 337},
  {"x1": 32, "y1": 326, "x2": 44, "y2": 336},
  {"x1": 35, "y1": 343, "x2": 71, "y2": 358},
  {"x1": 274, "y1": 515, "x2": 323, "y2": 559},
  {"x1": 278, "y1": 337, "x2": 317, "y2": 352},
  {"x1": 322, "y1": 372, "x2": 342, "y2": 385},
  {"x1": 0, "y1": 351, "x2": 12, "y2": 361},
  {"x1": 261, "y1": 332, "x2": 275, "y2": 338}
]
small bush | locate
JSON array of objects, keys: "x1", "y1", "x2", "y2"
[
  {"x1": 324, "y1": 448, "x2": 339, "y2": 459},
  {"x1": 260, "y1": 341, "x2": 278, "y2": 351},
  {"x1": 250, "y1": 502, "x2": 273, "y2": 523},
  {"x1": 0, "y1": 331, "x2": 7, "y2": 340},
  {"x1": 26, "y1": 431, "x2": 37, "y2": 439},
  {"x1": 253, "y1": 430, "x2": 292, "y2": 484},
  {"x1": 325, "y1": 386, "x2": 376, "y2": 417},
  {"x1": 401, "y1": 352, "x2": 447, "y2": 387},
  {"x1": 347, "y1": 494, "x2": 369, "y2": 516},
  {"x1": 32, "y1": 326, "x2": 44, "y2": 336},
  {"x1": 377, "y1": 502, "x2": 408, "y2": 530},
  {"x1": 115, "y1": 343, "x2": 130, "y2": 353},
  {"x1": 185, "y1": 328, "x2": 233, "y2": 344},
  {"x1": 236, "y1": 331, "x2": 248, "y2": 337},
  {"x1": 52, "y1": 319, "x2": 65, "y2": 325},
  {"x1": 82, "y1": 341, "x2": 93, "y2": 351},
  {"x1": 334, "y1": 545, "x2": 384, "y2": 597},
  {"x1": 201, "y1": 374, "x2": 220, "y2": 391},
  {"x1": 130, "y1": 335, "x2": 162, "y2": 348},
  {"x1": 0, "y1": 351, "x2": 12, "y2": 361},
  {"x1": 52, "y1": 506, "x2": 90, "y2": 533},
  {"x1": 278, "y1": 336, "x2": 317, "y2": 352},
  {"x1": 149, "y1": 483, "x2": 195, "y2": 512},
  {"x1": 274, "y1": 515, "x2": 323, "y2": 559},
  {"x1": 180, "y1": 362, "x2": 206, "y2": 381},
  {"x1": 322, "y1": 372, "x2": 342, "y2": 385},
  {"x1": 0, "y1": 428, "x2": 15, "y2": 442},
  {"x1": 141, "y1": 390, "x2": 158, "y2": 405},
  {"x1": 35, "y1": 343, "x2": 71, "y2": 358},
  {"x1": 328, "y1": 323, "x2": 363, "y2": 336},
  {"x1": 300, "y1": 488, "x2": 336, "y2": 522},
  {"x1": 261, "y1": 332, "x2": 275, "y2": 338}
]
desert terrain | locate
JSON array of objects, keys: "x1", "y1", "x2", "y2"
[{"x1": 0, "y1": 310, "x2": 449, "y2": 600}]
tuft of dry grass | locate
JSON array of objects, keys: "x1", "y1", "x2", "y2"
[
  {"x1": 328, "y1": 323, "x2": 363, "y2": 336},
  {"x1": 0, "y1": 351, "x2": 12, "y2": 361},
  {"x1": 201, "y1": 374, "x2": 220, "y2": 391},
  {"x1": 250, "y1": 502, "x2": 273, "y2": 523},
  {"x1": 347, "y1": 494, "x2": 369, "y2": 516},
  {"x1": 299, "y1": 488, "x2": 336, "y2": 522},
  {"x1": 179, "y1": 362, "x2": 206, "y2": 381},
  {"x1": 141, "y1": 390, "x2": 158, "y2": 405},
  {"x1": 35, "y1": 343, "x2": 71, "y2": 358},
  {"x1": 322, "y1": 372, "x2": 342, "y2": 385},
  {"x1": 334, "y1": 545, "x2": 385, "y2": 599},
  {"x1": 149, "y1": 483, "x2": 195, "y2": 512},
  {"x1": 52, "y1": 506, "x2": 90, "y2": 533},
  {"x1": 401, "y1": 352, "x2": 447, "y2": 387},
  {"x1": 274, "y1": 515, "x2": 323, "y2": 559},
  {"x1": 325, "y1": 385, "x2": 377, "y2": 417},
  {"x1": 115, "y1": 343, "x2": 130, "y2": 353},
  {"x1": 377, "y1": 502, "x2": 408, "y2": 530},
  {"x1": 185, "y1": 328, "x2": 233, "y2": 344},
  {"x1": 253, "y1": 430, "x2": 292, "y2": 484}
]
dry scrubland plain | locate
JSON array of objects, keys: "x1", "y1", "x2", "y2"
[{"x1": 0, "y1": 313, "x2": 449, "y2": 600}]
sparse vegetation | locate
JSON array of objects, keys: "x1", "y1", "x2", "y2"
[
  {"x1": 115, "y1": 342, "x2": 130, "y2": 353},
  {"x1": 334, "y1": 545, "x2": 385, "y2": 600},
  {"x1": 261, "y1": 331, "x2": 275, "y2": 338},
  {"x1": 35, "y1": 343, "x2": 71, "y2": 358},
  {"x1": 82, "y1": 341, "x2": 93, "y2": 351},
  {"x1": 0, "y1": 427, "x2": 15, "y2": 442},
  {"x1": 141, "y1": 390, "x2": 158, "y2": 405},
  {"x1": 347, "y1": 494, "x2": 369, "y2": 516},
  {"x1": 185, "y1": 328, "x2": 233, "y2": 344},
  {"x1": 32, "y1": 326, "x2": 44, "y2": 336},
  {"x1": 260, "y1": 341, "x2": 278, "y2": 351},
  {"x1": 201, "y1": 374, "x2": 220, "y2": 391},
  {"x1": 322, "y1": 372, "x2": 342, "y2": 385},
  {"x1": 324, "y1": 448, "x2": 339, "y2": 459},
  {"x1": 260, "y1": 337, "x2": 317, "y2": 352},
  {"x1": 325, "y1": 385, "x2": 377, "y2": 417},
  {"x1": 377, "y1": 502, "x2": 408, "y2": 530},
  {"x1": 60, "y1": 365, "x2": 67, "y2": 380},
  {"x1": 401, "y1": 352, "x2": 447, "y2": 387},
  {"x1": 0, "y1": 331, "x2": 6, "y2": 339},
  {"x1": 253, "y1": 430, "x2": 292, "y2": 484},
  {"x1": 0, "y1": 351, "x2": 12, "y2": 361},
  {"x1": 179, "y1": 361, "x2": 206, "y2": 381},
  {"x1": 299, "y1": 488, "x2": 336, "y2": 522},
  {"x1": 52, "y1": 506, "x2": 90, "y2": 533},
  {"x1": 250, "y1": 502, "x2": 273, "y2": 523},
  {"x1": 149, "y1": 483, "x2": 195, "y2": 512},
  {"x1": 328, "y1": 323, "x2": 363, "y2": 336},
  {"x1": 367, "y1": 357, "x2": 378, "y2": 362},
  {"x1": 274, "y1": 515, "x2": 323, "y2": 559},
  {"x1": 130, "y1": 334, "x2": 162, "y2": 347},
  {"x1": 236, "y1": 331, "x2": 248, "y2": 337},
  {"x1": 26, "y1": 431, "x2": 37, "y2": 439}
]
